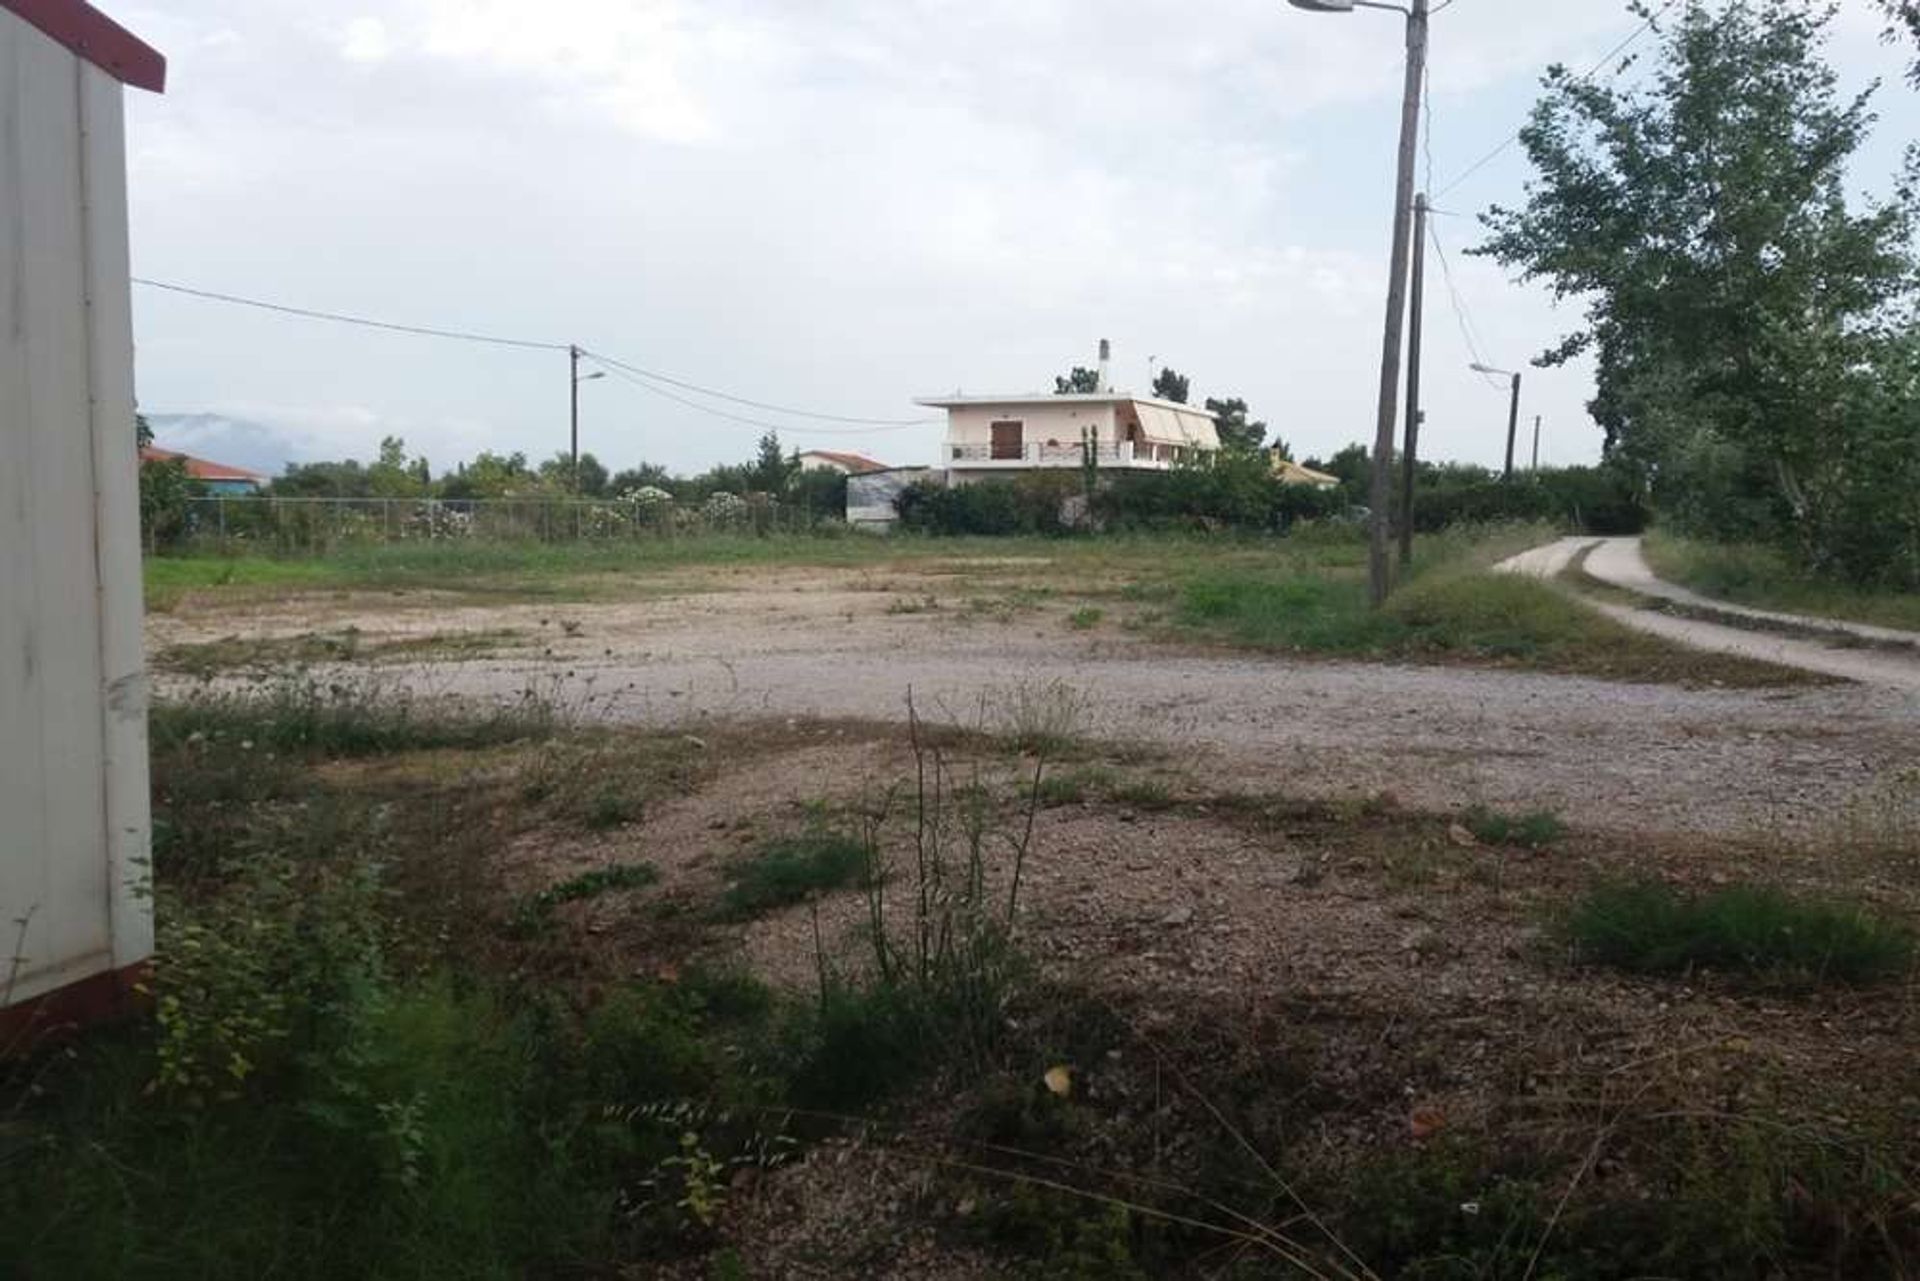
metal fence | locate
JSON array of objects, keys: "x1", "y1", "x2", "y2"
[{"x1": 169, "y1": 494, "x2": 843, "y2": 554}]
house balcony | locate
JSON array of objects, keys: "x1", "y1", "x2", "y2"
[{"x1": 946, "y1": 441, "x2": 1180, "y2": 470}]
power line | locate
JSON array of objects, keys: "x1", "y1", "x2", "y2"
[
  {"x1": 1428, "y1": 220, "x2": 1507, "y2": 389},
  {"x1": 1431, "y1": 0, "x2": 1680, "y2": 199},
  {"x1": 133, "y1": 275, "x2": 937, "y2": 431},
  {"x1": 132, "y1": 277, "x2": 569, "y2": 352},
  {"x1": 584, "y1": 357, "x2": 927, "y2": 437},
  {"x1": 579, "y1": 348, "x2": 936, "y2": 427}
]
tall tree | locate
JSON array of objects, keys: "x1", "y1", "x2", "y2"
[
  {"x1": 1477, "y1": 0, "x2": 1915, "y2": 567},
  {"x1": 1204, "y1": 396, "x2": 1268, "y2": 453},
  {"x1": 1054, "y1": 367, "x2": 1101, "y2": 394},
  {"x1": 1881, "y1": 0, "x2": 1920, "y2": 84},
  {"x1": 1151, "y1": 367, "x2": 1190, "y2": 404},
  {"x1": 750, "y1": 431, "x2": 795, "y2": 493}
]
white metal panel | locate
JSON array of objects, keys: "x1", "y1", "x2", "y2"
[{"x1": 0, "y1": 9, "x2": 150, "y2": 1005}]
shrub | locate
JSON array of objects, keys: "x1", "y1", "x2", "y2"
[
  {"x1": 718, "y1": 831, "x2": 870, "y2": 920},
  {"x1": 1564, "y1": 881, "x2": 1914, "y2": 986},
  {"x1": 1462, "y1": 805, "x2": 1565, "y2": 849}
]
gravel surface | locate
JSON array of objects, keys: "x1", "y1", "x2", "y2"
[
  {"x1": 1500, "y1": 536, "x2": 1920, "y2": 694},
  {"x1": 150, "y1": 563, "x2": 1915, "y2": 841}
]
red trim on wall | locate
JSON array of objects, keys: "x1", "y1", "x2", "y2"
[
  {"x1": 0, "y1": 961, "x2": 152, "y2": 1057},
  {"x1": 2, "y1": 0, "x2": 166, "y2": 93}
]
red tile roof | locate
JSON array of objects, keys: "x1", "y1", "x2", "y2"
[
  {"x1": 799, "y1": 449, "x2": 888, "y2": 475},
  {"x1": 2, "y1": 1, "x2": 166, "y2": 92},
  {"x1": 140, "y1": 446, "x2": 267, "y2": 484}
]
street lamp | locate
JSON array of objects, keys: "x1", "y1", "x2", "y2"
[
  {"x1": 1470, "y1": 362, "x2": 1523, "y2": 480},
  {"x1": 569, "y1": 344, "x2": 605, "y2": 492},
  {"x1": 1287, "y1": 0, "x2": 1430, "y2": 607}
]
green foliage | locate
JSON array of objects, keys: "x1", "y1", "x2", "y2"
[
  {"x1": 513, "y1": 863, "x2": 659, "y2": 933},
  {"x1": 1091, "y1": 452, "x2": 1341, "y2": 533},
  {"x1": 1461, "y1": 805, "x2": 1565, "y2": 849},
  {"x1": 1644, "y1": 530, "x2": 1920, "y2": 631},
  {"x1": 1055, "y1": 366, "x2": 1102, "y2": 394},
  {"x1": 896, "y1": 474, "x2": 1081, "y2": 536},
  {"x1": 1067, "y1": 606, "x2": 1104, "y2": 630},
  {"x1": 1565, "y1": 881, "x2": 1915, "y2": 986},
  {"x1": 1149, "y1": 365, "x2": 1189, "y2": 404},
  {"x1": 1203, "y1": 395, "x2": 1267, "y2": 452},
  {"x1": 1479, "y1": 0, "x2": 1918, "y2": 585},
  {"x1": 139, "y1": 454, "x2": 201, "y2": 550},
  {"x1": 718, "y1": 830, "x2": 871, "y2": 920}
]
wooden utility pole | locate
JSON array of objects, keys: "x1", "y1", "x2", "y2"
[
  {"x1": 569, "y1": 344, "x2": 582, "y2": 493},
  {"x1": 1531, "y1": 414, "x2": 1542, "y2": 472},
  {"x1": 1399, "y1": 191, "x2": 1429, "y2": 571},
  {"x1": 1501, "y1": 370, "x2": 1521, "y2": 480},
  {"x1": 1363, "y1": 0, "x2": 1429, "y2": 607}
]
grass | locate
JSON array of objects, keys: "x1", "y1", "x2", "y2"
[
  {"x1": 718, "y1": 830, "x2": 872, "y2": 920},
  {"x1": 514, "y1": 863, "x2": 660, "y2": 932},
  {"x1": 1462, "y1": 804, "x2": 1565, "y2": 848},
  {"x1": 154, "y1": 627, "x2": 527, "y2": 676},
  {"x1": 1067, "y1": 606, "x2": 1104, "y2": 630},
  {"x1": 1564, "y1": 881, "x2": 1915, "y2": 987},
  {"x1": 1644, "y1": 531, "x2": 1920, "y2": 633}
]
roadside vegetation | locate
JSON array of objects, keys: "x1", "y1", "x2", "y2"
[
  {"x1": 1644, "y1": 531, "x2": 1920, "y2": 634},
  {"x1": 7, "y1": 684, "x2": 1917, "y2": 1278}
]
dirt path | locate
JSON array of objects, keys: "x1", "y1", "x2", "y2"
[{"x1": 1499, "y1": 536, "x2": 1920, "y2": 695}]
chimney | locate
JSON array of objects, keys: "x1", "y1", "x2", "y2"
[{"x1": 1097, "y1": 339, "x2": 1112, "y2": 393}]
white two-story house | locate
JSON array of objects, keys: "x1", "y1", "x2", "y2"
[{"x1": 917, "y1": 391, "x2": 1221, "y2": 486}]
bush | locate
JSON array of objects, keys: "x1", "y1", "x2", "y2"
[
  {"x1": 1564, "y1": 881, "x2": 1914, "y2": 986},
  {"x1": 896, "y1": 473, "x2": 1079, "y2": 536},
  {"x1": 1093, "y1": 453, "x2": 1341, "y2": 532},
  {"x1": 718, "y1": 831, "x2": 870, "y2": 920}
]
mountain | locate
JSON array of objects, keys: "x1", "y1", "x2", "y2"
[{"x1": 143, "y1": 413, "x2": 312, "y2": 479}]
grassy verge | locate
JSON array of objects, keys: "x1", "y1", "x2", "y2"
[
  {"x1": 1172, "y1": 525, "x2": 1818, "y2": 686},
  {"x1": 1644, "y1": 531, "x2": 1920, "y2": 633},
  {"x1": 153, "y1": 627, "x2": 528, "y2": 676}
]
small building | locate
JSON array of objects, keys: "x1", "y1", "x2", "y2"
[
  {"x1": 140, "y1": 445, "x2": 268, "y2": 494},
  {"x1": 796, "y1": 449, "x2": 888, "y2": 476},
  {"x1": 2, "y1": 0, "x2": 165, "y2": 1037},
  {"x1": 917, "y1": 393, "x2": 1220, "y2": 486},
  {"x1": 846, "y1": 466, "x2": 934, "y2": 530}
]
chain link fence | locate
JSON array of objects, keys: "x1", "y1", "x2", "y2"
[{"x1": 165, "y1": 493, "x2": 845, "y2": 554}]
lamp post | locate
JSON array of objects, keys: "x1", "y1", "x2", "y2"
[
  {"x1": 569, "y1": 345, "x2": 605, "y2": 493},
  {"x1": 1470, "y1": 362, "x2": 1523, "y2": 480},
  {"x1": 1286, "y1": 0, "x2": 1430, "y2": 608}
]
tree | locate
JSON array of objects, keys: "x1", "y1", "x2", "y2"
[
  {"x1": 1054, "y1": 367, "x2": 1101, "y2": 394},
  {"x1": 1151, "y1": 367, "x2": 1190, "y2": 404},
  {"x1": 610, "y1": 463, "x2": 673, "y2": 494},
  {"x1": 1204, "y1": 397, "x2": 1268, "y2": 453},
  {"x1": 749, "y1": 431, "x2": 795, "y2": 494},
  {"x1": 136, "y1": 412, "x2": 153, "y2": 449},
  {"x1": 1880, "y1": 0, "x2": 1920, "y2": 84},
  {"x1": 1477, "y1": 0, "x2": 1917, "y2": 580},
  {"x1": 537, "y1": 450, "x2": 608, "y2": 496},
  {"x1": 368, "y1": 435, "x2": 426, "y2": 498}
]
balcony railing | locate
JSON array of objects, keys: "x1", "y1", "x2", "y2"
[{"x1": 947, "y1": 442, "x2": 1176, "y2": 467}]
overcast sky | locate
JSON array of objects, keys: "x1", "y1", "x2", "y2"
[{"x1": 121, "y1": 0, "x2": 1915, "y2": 477}]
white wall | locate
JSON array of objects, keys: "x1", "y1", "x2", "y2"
[
  {"x1": 1, "y1": 11, "x2": 152, "y2": 1006},
  {"x1": 943, "y1": 402, "x2": 1116, "y2": 458}
]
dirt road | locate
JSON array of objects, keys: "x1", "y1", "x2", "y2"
[{"x1": 150, "y1": 569, "x2": 1914, "y2": 842}]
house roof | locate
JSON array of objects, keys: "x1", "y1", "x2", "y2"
[
  {"x1": 140, "y1": 446, "x2": 266, "y2": 484},
  {"x1": 1272, "y1": 457, "x2": 1340, "y2": 488},
  {"x1": 914, "y1": 393, "x2": 1218, "y2": 421},
  {"x1": 2, "y1": 0, "x2": 166, "y2": 92},
  {"x1": 797, "y1": 449, "x2": 889, "y2": 474}
]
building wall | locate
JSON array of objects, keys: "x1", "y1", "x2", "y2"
[
  {"x1": 941, "y1": 402, "x2": 1116, "y2": 463},
  {"x1": 0, "y1": 12, "x2": 152, "y2": 1009}
]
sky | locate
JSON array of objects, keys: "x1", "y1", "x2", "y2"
[{"x1": 120, "y1": 0, "x2": 1917, "y2": 478}]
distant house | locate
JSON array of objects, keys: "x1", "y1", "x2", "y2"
[
  {"x1": 846, "y1": 466, "x2": 935, "y2": 530},
  {"x1": 796, "y1": 449, "x2": 888, "y2": 476},
  {"x1": 140, "y1": 445, "x2": 268, "y2": 494},
  {"x1": 916, "y1": 392, "x2": 1220, "y2": 485},
  {"x1": 1271, "y1": 454, "x2": 1340, "y2": 489}
]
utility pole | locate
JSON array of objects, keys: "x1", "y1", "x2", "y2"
[
  {"x1": 569, "y1": 344, "x2": 582, "y2": 493},
  {"x1": 1502, "y1": 370, "x2": 1521, "y2": 480},
  {"x1": 1366, "y1": 0, "x2": 1429, "y2": 606},
  {"x1": 1531, "y1": 414, "x2": 1541, "y2": 472},
  {"x1": 1399, "y1": 191, "x2": 1429, "y2": 571}
]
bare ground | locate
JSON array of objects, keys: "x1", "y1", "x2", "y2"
[{"x1": 148, "y1": 561, "x2": 1916, "y2": 844}]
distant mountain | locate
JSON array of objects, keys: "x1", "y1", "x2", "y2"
[{"x1": 143, "y1": 413, "x2": 312, "y2": 479}]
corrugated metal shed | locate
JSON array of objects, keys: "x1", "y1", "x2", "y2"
[{"x1": 1, "y1": 0, "x2": 164, "y2": 1034}]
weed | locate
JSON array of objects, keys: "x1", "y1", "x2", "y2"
[
  {"x1": 886, "y1": 594, "x2": 941, "y2": 615},
  {"x1": 1563, "y1": 881, "x2": 1915, "y2": 986},
  {"x1": 994, "y1": 679, "x2": 1090, "y2": 756},
  {"x1": 1462, "y1": 804, "x2": 1565, "y2": 849},
  {"x1": 1035, "y1": 766, "x2": 1117, "y2": 807},
  {"x1": 1068, "y1": 607, "x2": 1104, "y2": 630},
  {"x1": 514, "y1": 863, "x2": 659, "y2": 933},
  {"x1": 1109, "y1": 778, "x2": 1175, "y2": 811},
  {"x1": 718, "y1": 831, "x2": 871, "y2": 920}
]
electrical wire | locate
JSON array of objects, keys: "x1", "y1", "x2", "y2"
[
  {"x1": 583, "y1": 357, "x2": 929, "y2": 437},
  {"x1": 1431, "y1": 0, "x2": 1680, "y2": 199},
  {"x1": 1428, "y1": 220, "x2": 1507, "y2": 389},
  {"x1": 578, "y1": 348, "x2": 937, "y2": 426},
  {"x1": 133, "y1": 275, "x2": 938, "y2": 431},
  {"x1": 131, "y1": 277, "x2": 569, "y2": 352}
]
